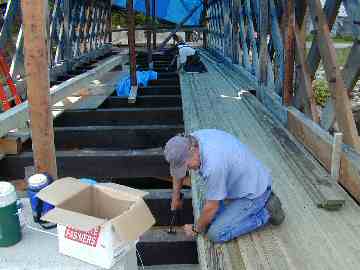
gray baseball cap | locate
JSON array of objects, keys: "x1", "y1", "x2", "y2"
[{"x1": 164, "y1": 135, "x2": 191, "y2": 180}]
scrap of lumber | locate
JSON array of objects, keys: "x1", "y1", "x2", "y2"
[
  {"x1": 0, "y1": 136, "x2": 22, "y2": 155},
  {"x1": 0, "y1": 54, "x2": 127, "y2": 138},
  {"x1": 128, "y1": 85, "x2": 138, "y2": 103}
]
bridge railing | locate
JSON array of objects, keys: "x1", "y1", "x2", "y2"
[
  {"x1": 205, "y1": 0, "x2": 360, "y2": 201},
  {"x1": 0, "y1": 0, "x2": 112, "y2": 101}
]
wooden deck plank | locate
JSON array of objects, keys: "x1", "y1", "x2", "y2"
[{"x1": 180, "y1": 51, "x2": 360, "y2": 270}]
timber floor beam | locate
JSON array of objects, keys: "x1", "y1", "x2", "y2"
[{"x1": 54, "y1": 107, "x2": 183, "y2": 126}]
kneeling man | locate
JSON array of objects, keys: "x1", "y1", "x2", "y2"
[{"x1": 164, "y1": 129, "x2": 285, "y2": 243}]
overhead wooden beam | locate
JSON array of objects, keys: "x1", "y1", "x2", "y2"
[
  {"x1": 283, "y1": 0, "x2": 295, "y2": 105},
  {"x1": 308, "y1": 0, "x2": 360, "y2": 151},
  {"x1": 21, "y1": 0, "x2": 58, "y2": 178}
]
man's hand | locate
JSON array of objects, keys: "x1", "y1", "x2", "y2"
[
  {"x1": 183, "y1": 224, "x2": 197, "y2": 238},
  {"x1": 171, "y1": 195, "x2": 183, "y2": 210}
]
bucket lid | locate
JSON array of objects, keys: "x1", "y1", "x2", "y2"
[
  {"x1": 28, "y1": 174, "x2": 48, "y2": 187},
  {"x1": 0, "y1": 182, "x2": 17, "y2": 207}
]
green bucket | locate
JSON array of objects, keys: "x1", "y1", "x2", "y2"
[{"x1": 0, "y1": 182, "x2": 22, "y2": 247}]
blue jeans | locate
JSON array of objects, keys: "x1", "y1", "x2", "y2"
[{"x1": 206, "y1": 187, "x2": 271, "y2": 243}]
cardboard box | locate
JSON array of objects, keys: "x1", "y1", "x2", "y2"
[{"x1": 37, "y1": 178, "x2": 155, "y2": 269}]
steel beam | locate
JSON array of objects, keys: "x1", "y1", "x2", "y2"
[
  {"x1": 54, "y1": 107, "x2": 183, "y2": 126},
  {"x1": 0, "y1": 148, "x2": 169, "y2": 179},
  {"x1": 101, "y1": 95, "x2": 182, "y2": 108},
  {"x1": 49, "y1": 125, "x2": 184, "y2": 149}
]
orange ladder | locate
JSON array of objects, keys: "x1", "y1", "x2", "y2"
[{"x1": 0, "y1": 50, "x2": 22, "y2": 111}]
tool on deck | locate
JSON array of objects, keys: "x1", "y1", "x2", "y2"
[{"x1": 168, "y1": 192, "x2": 184, "y2": 234}]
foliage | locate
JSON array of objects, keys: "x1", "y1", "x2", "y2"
[{"x1": 313, "y1": 79, "x2": 330, "y2": 107}]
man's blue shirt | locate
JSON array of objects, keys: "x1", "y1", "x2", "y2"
[{"x1": 192, "y1": 129, "x2": 272, "y2": 200}]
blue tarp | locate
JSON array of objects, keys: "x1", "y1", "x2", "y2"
[
  {"x1": 112, "y1": 0, "x2": 203, "y2": 26},
  {"x1": 116, "y1": 70, "x2": 158, "y2": 96}
]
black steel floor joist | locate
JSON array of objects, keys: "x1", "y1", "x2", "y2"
[
  {"x1": 137, "y1": 229, "x2": 198, "y2": 265},
  {"x1": 0, "y1": 148, "x2": 169, "y2": 179},
  {"x1": 100, "y1": 95, "x2": 182, "y2": 108},
  {"x1": 138, "y1": 86, "x2": 180, "y2": 95},
  {"x1": 144, "y1": 189, "x2": 194, "y2": 226},
  {"x1": 46, "y1": 125, "x2": 184, "y2": 149},
  {"x1": 54, "y1": 107, "x2": 183, "y2": 126}
]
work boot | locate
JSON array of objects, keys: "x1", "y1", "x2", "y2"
[{"x1": 265, "y1": 192, "x2": 285, "y2": 226}]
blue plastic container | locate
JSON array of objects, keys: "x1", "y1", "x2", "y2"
[{"x1": 27, "y1": 173, "x2": 54, "y2": 223}]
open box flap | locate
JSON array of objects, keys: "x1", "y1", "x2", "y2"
[
  {"x1": 41, "y1": 207, "x2": 106, "y2": 231},
  {"x1": 37, "y1": 177, "x2": 89, "y2": 206},
  {"x1": 97, "y1": 183, "x2": 149, "y2": 199},
  {"x1": 111, "y1": 199, "x2": 155, "y2": 241}
]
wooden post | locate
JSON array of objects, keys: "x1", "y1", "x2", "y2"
[
  {"x1": 331, "y1": 132, "x2": 343, "y2": 181},
  {"x1": 152, "y1": 0, "x2": 157, "y2": 49},
  {"x1": 63, "y1": 0, "x2": 71, "y2": 71},
  {"x1": 283, "y1": 0, "x2": 295, "y2": 105},
  {"x1": 108, "y1": 0, "x2": 112, "y2": 43},
  {"x1": 293, "y1": 0, "x2": 308, "y2": 111},
  {"x1": 202, "y1": 0, "x2": 208, "y2": 49},
  {"x1": 146, "y1": 0, "x2": 152, "y2": 67},
  {"x1": 21, "y1": 0, "x2": 58, "y2": 178},
  {"x1": 223, "y1": 0, "x2": 231, "y2": 58},
  {"x1": 231, "y1": 0, "x2": 240, "y2": 64},
  {"x1": 259, "y1": 0, "x2": 269, "y2": 87},
  {"x1": 127, "y1": 0, "x2": 137, "y2": 86}
]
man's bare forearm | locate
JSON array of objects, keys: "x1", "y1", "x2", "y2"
[
  {"x1": 195, "y1": 201, "x2": 219, "y2": 233},
  {"x1": 172, "y1": 176, "x2": 184, "y2": 199}
]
